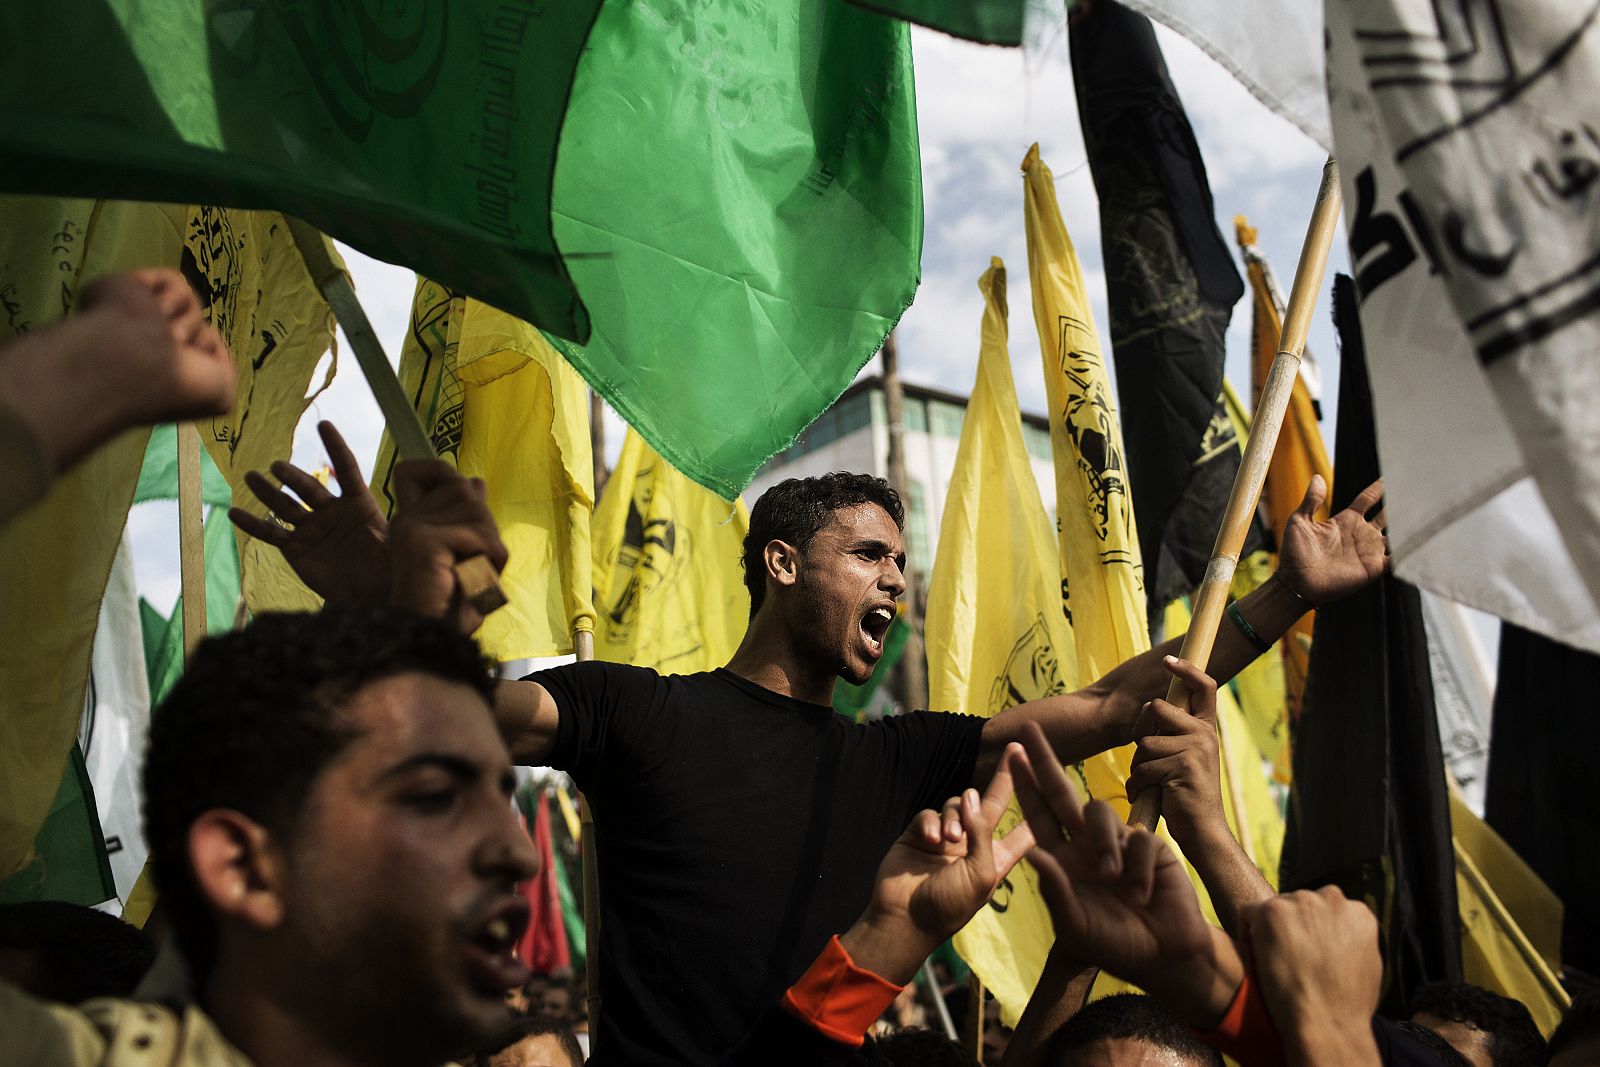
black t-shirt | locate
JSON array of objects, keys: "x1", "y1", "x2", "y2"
[{"x1": 529, "y1": 662, "x2": 985, "y2": 1066}]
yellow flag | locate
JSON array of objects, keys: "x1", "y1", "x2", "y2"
[
  {"x1": 0, "y1": 198, "x2": 177, "y2": 877},
  {"x1": 1023, "y1": 144, "x2": 1147, "y2": 679},
  {"x1": 591, "y1": 430, "x2": 748, "y2": 673},
  {"x1": 182, "y1": 209, "x2": 340, "y2": 616},
  {"x1": 930, "y1": 259, "x2": 1082, "y2": 1025},
  {"x1": 374, "y1": 278, "x2": 596, "y2": 660},
  {"x1": 1237, "y1": 217, "x2": 1331, "y2": 724},
  {"x1": 1450, "y1": 794, "x2": 1569, "y2": 1035}
]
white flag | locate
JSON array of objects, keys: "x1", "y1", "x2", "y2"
[
  {"x1": 1325, "y1": 0, "x2": 1600, "y2": 652},
  {"x1": 1121, "y1": 0, "x2": 1331, "y2": 149}
]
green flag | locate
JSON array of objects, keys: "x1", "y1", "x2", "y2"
[
  {"x1": 0, "y1": 1, "x2": 600, "y2": 340},
  {"x1": 850, "y1": 0, "x2": 1026, "y2": 45},
  {"x1": 140, "y1": 507, "x2": 243, "y2": 707},
  {"x1": 549, "y1": 0, "x2": 923, "y2": 497},
  {"x1": 135, "y1": 424, "x2": 232, "y2": 507},
  {"x1": 0, "y1": 744, "x2": 115, "y2": 907}
]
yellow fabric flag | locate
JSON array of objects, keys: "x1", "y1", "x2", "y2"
[
  {"x1": 183, "y1": 209, "x2": 340, "y2": 617},
  {"x1": 592, "y1": 430, "x2": 748, "y2": 673},
  {"x1": 374, "y1": 278, "x2": 596, "y2": 660},
  {"x1": 1451, "y1": 794, "x2": 1568, "y2": 1035},
  {"x1": 1237, "y1": 217, "x2": 1331, "y2": 725},
  {"x1": 1023, "y1": 143, "x2": 1147, "y2": 679},
  {"x1": 0, "y1": 198, "x2": 178, "y2": 877},
  {"x1": 931, "y1": 259, "x2": 1084, "y2": 1026}
]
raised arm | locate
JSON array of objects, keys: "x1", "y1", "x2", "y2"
[
  {"x1": 1126, "y1": 657, "x2": 1272, "y2": 936},
  {"x1": 978, "y1": 475, "x2": 1387, "y2": 780}
]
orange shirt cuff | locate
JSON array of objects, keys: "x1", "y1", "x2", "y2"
[
  {"x1": 780, "y1": 935, "x2": 904, "y2": 1047},
  {"x1": 1192, "y1": 972, "x2": 1286, "y2": 1067}
]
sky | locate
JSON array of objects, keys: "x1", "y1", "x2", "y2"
[{"x1": 127, "y1": 19, "x2": 1348, "y2": 614}]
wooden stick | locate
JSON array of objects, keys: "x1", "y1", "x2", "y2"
[
  {"x1": 177, "y1": 422, "x2": 207, "y2": 658},
  {"x1": 574, "y1": 626, "x2": 600, "y2": 1028},
  {"x1": 1129, "y1": 159, "x2": 1342, "y2": 831},
  {"x1": 282, "y1": 217, "x2": 506, "y2": 615},
  {"x1": 968, "y1": 974, "x2": 986, "y2": 1061},
  {"x1": 923, "y1": 960, "x2": 959, "y2": 1041}
]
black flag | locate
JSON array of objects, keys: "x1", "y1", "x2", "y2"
[
  {"x1": 1281, "y1": 275, "x2": 1462, "y2": 1013},
  {"x1": 1070, "y1": 0, "x2": 1260, "y2": 613},
  {"x1": 1486, "y1": 626, "x2": 1600, "y2": 975}
]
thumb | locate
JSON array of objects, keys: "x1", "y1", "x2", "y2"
[{"x1": 1292, "y1": 474, "x2": 1325, "y2": 524}]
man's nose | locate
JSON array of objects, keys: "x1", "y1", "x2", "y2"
[{"x1": 483, "y1": 807, "x2": 540, "y2": 883}]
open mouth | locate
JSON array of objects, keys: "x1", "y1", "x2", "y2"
[
  {"x1": 860, "y1": 604, "x2": 895, "y2": 656},
  {"x1": 465, "y1": 900, "x2": 533, "y2": 994}
]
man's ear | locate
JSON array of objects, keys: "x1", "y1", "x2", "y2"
[
  {"x1": 762, "y1": 539, "x2": 801, "y2": 590},
  {"x1": 188, "y1": 809, "x2": 286, "y2": 933}
]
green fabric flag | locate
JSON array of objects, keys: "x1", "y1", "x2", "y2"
[
  {"x1": 141, "y1": 507, "x2": 243, "y2": 707},
  {"x1": 833, "y1": 615, "x2": 910, "y2": 718},
  {"x1": 849, "y1": 0, "x2": 1026, "y2": 45},
  {"x1": 0, "y1": 744, "x2": 115, "y2": 906},
  {"x1": 549, "y1": 800, "x2": 587, "y2": 969},
  {"x1": 0, "y1": 1, "x2": 601, "y2": 341},
  {"x1": 549, "y1": 0, "x2": 923, "y2": 497},
  {"x1": 135, "y1": 424, "x2": 232, "y2": 507}
]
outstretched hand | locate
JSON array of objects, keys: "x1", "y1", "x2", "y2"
[
  {"x1": 1276, "y1": 475, "x2": 1388, "y2": 608},
  {"x1": 387, "y1": 459, "x2": 508, "y2": 634},
  {"x1": 229, "y1": 421, "x2": 391, "y2": 605},
  {"x1": 1011, "y1": 722, "x2": 1242, "y2": 1026},
  {"x1": 841, "y1": 745, "x2": 1034, "y2": 985}
]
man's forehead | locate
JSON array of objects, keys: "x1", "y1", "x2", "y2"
[
  {"x1": 336, "y1": 672, "x2": 506, "y2": 767},
  {"x1": 817, "y1": 502, "x2": 902, "y2": 543}
]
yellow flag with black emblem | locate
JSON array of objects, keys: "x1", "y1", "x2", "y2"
[
  {"x1": 373, "y1": 278, "x2": 596, "y2": 661},
  {"x1": 928, "y1": 258, "x2": 1082, "y2": 1024},
  {"x1": 591, "y1": 430, "x2": 749, "y2": 673}
]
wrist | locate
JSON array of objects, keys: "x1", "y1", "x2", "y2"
[
  {"x1": 1145, "y1": 926, "x2": 1244, "y2": 1027},
  {"x1": 839, "y1": 907, "x2": 941, "y2": 988},
  {"x1": 1281, "y1": 1018, "x2": 1381, "y2": 1066}
]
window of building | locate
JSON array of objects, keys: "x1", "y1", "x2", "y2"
[
  {"x1": 1023, "y1": 422, "x2": 1053, "y2": 461},
  {"x1": 929, "y1": 399, "x2": 965, "y2": 439},
  {"x1": 906, "y1": 480, "x2": 931, "y2": 569}
]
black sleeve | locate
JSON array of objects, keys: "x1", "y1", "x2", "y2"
[
  {"x1": 521, "y1": 661, "x2": 664, "y2": 785},
  {"x1": 718, "y1": 1005, "x2": 870, "y2": 1067},
  {"x1": 882, "y1": 711, "x2": 987, "y2": 814}
]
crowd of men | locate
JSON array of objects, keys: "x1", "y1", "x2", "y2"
[{"x1": 1, "y1": 269, "x2": 1596, "y2": 1067}]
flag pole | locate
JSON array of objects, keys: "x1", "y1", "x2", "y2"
[
  {"x1": 283, "y1": 217, "x2": 507, "y2": 615},
  {"x1": 1129, "y1": 159, "x2": 1342, "y2": 831},
  {"x1": 573, "y1": 627, "x2": 601, "y2": 1030},
  {"x1": 177, "y1": 422, "x2": 207, "y2": 656}
]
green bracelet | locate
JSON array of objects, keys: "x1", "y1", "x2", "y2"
[{"x1": 1227, "y1": 600, "x2": 1272, "y2": 654}]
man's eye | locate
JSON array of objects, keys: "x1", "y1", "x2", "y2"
[{"x1": 405, "y1": 790, "x2": 457, "y2": 813}]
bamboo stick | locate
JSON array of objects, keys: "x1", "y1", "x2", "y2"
[
  {"x1": 574, "y1": 627, "x2": 600, "y2": 1029},
  {"x1": 1129, "y1": 160, "x2": 1342, "y2": 831},
  {"x1": 177, "y1": 421, "x2": 206, "y2": 657},
  {"x1": 283, "y1": 217, "x2": 506, "y2": 615}
]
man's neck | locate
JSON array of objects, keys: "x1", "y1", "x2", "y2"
[
  {"x1": 205, "y1": 961, "x2": 389, "y2": 1067},
  {"x1": 724, "y1": 613, "x2": 837, "y2": 706}
]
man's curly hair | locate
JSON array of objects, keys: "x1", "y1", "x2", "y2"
[{"x1": 743, "y1": 473, "x2": 904, "y2": 614}]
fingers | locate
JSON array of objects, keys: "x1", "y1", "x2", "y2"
[
  {"x1": 940, "y1": 795, "x2": 965, "y2": 844},
  {"x1": 1082, "y1": 799, "x2": 1122, "y2": 878},
  {"x1": 1132, "y1": 697, "x2": 1210, "y2": 741},
  {"x1": 912, "y1": 809, "x2": 942, "y2": 850},
  {"x1": 271, "y1": 459, "x2": 334, "y2": 509},
  {"x1": 1159, "y1": 655, "x2": 1217, "y2": 726},
  {"x1": 978, "y1": 743, "x2": 1021, "y2": 831},
  {"x1": 228, "y1": 506, "x2": 289, "y2": 547},
  {"x1": 1120, "y1": 829, "x2": 1159, "y2": 904},
  {"x1": 245, "y1": 469, "x2": 309, "y2": 525},
  {"x1": 1126, "y1": 753, "x2": 1187, "y2": 803},
  {"x1": 1292, "y1": 473, "x2": 1326, "y2": 522},
  {"x1": 1025, "y1": 845, "x2": 1080, "y2": 931},
  {"x1": 1018, "y1": 721, "x2": 1087, "y2": 839},
  {"x1": 1347, "y1": 478, "x2": 1384, "y2": 519},
  {"x1": 318, "y1": 421, "x2": 367, "y2": 494},
  {"x1": 959, "y1": 788, "x2": 992, "y2": 873},
  {"x1": 992, "y1": 816, "x2": 1036, "y2": 878}
]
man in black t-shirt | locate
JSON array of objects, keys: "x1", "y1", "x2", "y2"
[{"x1": 238, "y1": 431, "x2": 1388, "y2": 1066}]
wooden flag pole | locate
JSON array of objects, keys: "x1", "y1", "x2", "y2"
[
  {"x1": 177, "y1": 421, "x2": 207, "y2": 656},
  {"x1": 573, "y1": 627, "x2": 601, "y2": 1029},
  {"x1": 283, "y1": 218, "x2": 506, "y2": 615},
  {"x1": 1129, "y1": 159, "x2": 1342, "y2": 831}
]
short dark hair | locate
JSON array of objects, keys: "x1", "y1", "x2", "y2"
[
  {"x1": 1392, "y1": 1020, "x2": 1473, "y2": 1066},
  {"x1": 1053, "y1": 994, "x2": 1222, "y2": 1066},
  {"x1": 1544, "y1": 988, "x2": 1599, "y2": 1065},
  {"x1": 473, "y1": 1015, "x2": 585, "y2": 1067},
  {"x1": 743, "y1": 473, "x2": 904, "y2": 613},
  {"x1": 1411, "y1": 981, "x2": 1547, "y2": 1066},
  {"x1": 0, "y1": 901, "x2": 154, "y2": 1002},
  {"x1": 866, "y1": 1026, "x2": 978, "y2": 1066},
  {"x1": 142, "y1": 607, "x2": 497, "y2": 980}
]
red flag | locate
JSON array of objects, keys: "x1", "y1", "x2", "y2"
[{"x1": 515, "y1": 792, "x2": 570, "y2": 973}]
